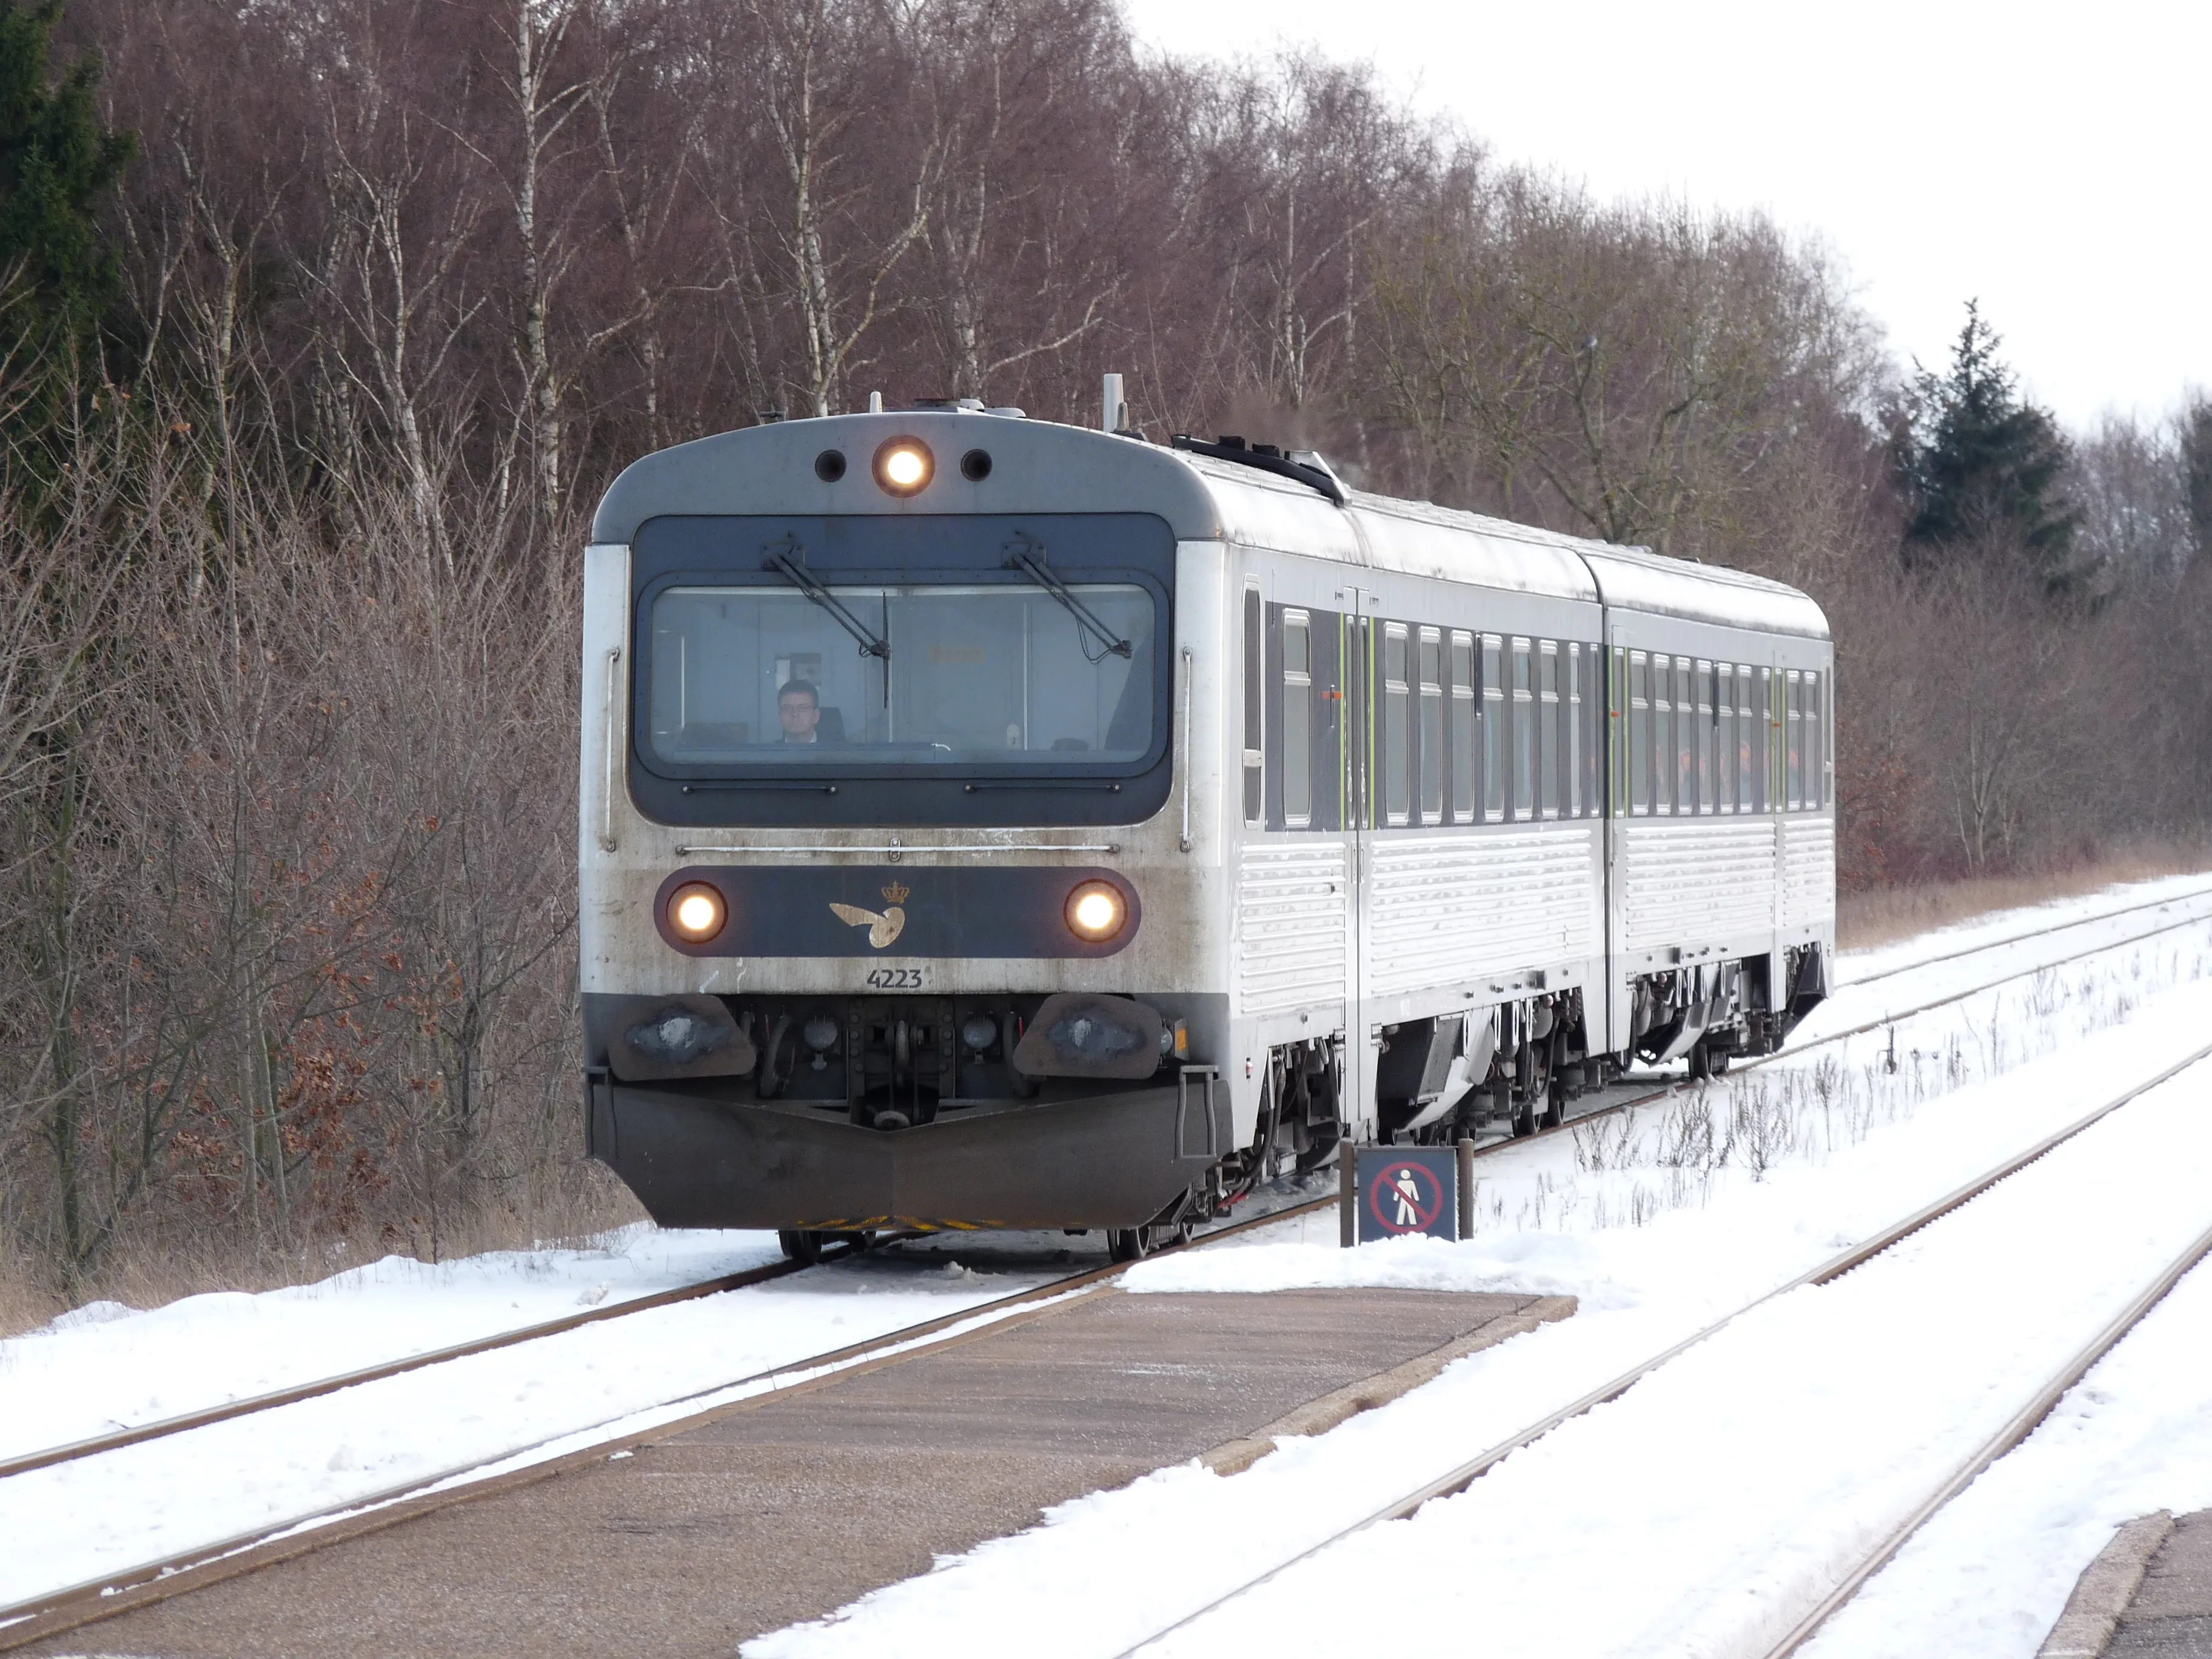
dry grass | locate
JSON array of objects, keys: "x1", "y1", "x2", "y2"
[
  {"x1": 0, "y1": 1168, "x2": 647, "y2": 1341},
  {"x1": 1839, "y1": 843, "x2": 2212, "y2": 951}
]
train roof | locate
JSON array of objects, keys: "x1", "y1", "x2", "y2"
[{"x1": 591, "y1": 412, "x2": 1829, "y2": 641}]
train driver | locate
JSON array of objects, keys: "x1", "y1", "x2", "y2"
[{"x1": 776, "y1": 679, "x2": 827, "y2": 744}]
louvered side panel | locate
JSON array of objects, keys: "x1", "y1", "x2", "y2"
[
  {"x1": 1367, "y1": 831, "x2": 1597, "y2": 997},
  {"x1": 1620, "y1": 820, "x2": 1777, "y2": 953},
  {"x1": 1236, "y1": 843, "x2": 1349, "y2": 1016},
  {"x1": 1781, "y1": 816, "x2": 1836, "y2": 929}
]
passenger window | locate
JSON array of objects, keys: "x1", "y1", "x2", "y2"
[
  {"x1": 1738, "y1": 666, "x2": 1756, "y2": 813},
  {"x1": 1715, "y1": 665, "x2": 1734, "y2": 814},
  {"x1": 1606, "y1": 646, "x2": 1623, "y2": 817},
  {"x1": 1566, "y1": 645, "x2": 1582, "y2": 819},
  {"x1": 1694, "y1": 660, "x2": 1714, "y2": 816},
  {"x1": 1282, "y1": 612, "x2": 1312, "y2": 826},
  {"x1": 1511, "y1": 638, "x2": 1534, "y2": 820},
  {"x1": 1629, "y1": 651, "x2": 1651, "y2": 817},
  {"x1": 1674, "y1": 660, "x2": 1694, "y2": 816},
  {"x1": 1482, "y1": 636, "x2": 1504, "y2": 822},
  {"x1": 1651, "y1": 654, "x2": 1671, "y2": 814},
  {"x1": 1786, "y1": 669, "x2": 1803, "y2": 809},
  {"x1": 1450, "y1": 632, "x2": 1475, "y2": 822},
  {"x1": 1806, "y1": 670, "x2": 1824, "y2": 808},
  {"x1": 1418, "y1": 629, "x2": 1444, "y2": 825},
  {"x1": 1383, "y1": 623, "x2": 1411, "y2": 825},
  {"x1": 1537, "y1": 642, "x2": 1560, "y2": 819},
  {"x1": 1242, "y1": 585, "x2": 1263, "y2": 826}
]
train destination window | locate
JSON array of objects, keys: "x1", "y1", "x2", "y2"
[
  {"x1": 1243, "y1": 585, "x2": 1264, "y2": 826},
  {"x1": 1482, "y1": 635, "x2": 1504, "y2": 822},
  {"x1": 1282, "y1": 611, "x2": 1312, "y2": 826},
  {"x1": 1450, "y1": 632, "x2": 1475, "y2": 822},
  {"x1": 1382, "y1": 623, "x2": 1412, "y2": 825},
  {"x1": 1511, "y1": 638, "x2": 1534, "y2": 820},
  {"x1": 1629, "y1": 651, "x2": 1650, "y2": 817},
  {"x1": 646, "y1": 581, "x2": 1155, "y2": 770},
  {"x1": 1538, "y1": 641, "x2": 1560, "y2": 820},
  {"x1": 1419, "y1": 628, "x2": 1444, "y2": 825}
]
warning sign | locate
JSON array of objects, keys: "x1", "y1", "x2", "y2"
[{"x1": 1356, "y1": 1146, "x2": 1459, "y2": 1243}]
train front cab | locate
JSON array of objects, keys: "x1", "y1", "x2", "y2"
[{"x1": 575, "y1": 413, "x2": 1243, "y2": 1251}]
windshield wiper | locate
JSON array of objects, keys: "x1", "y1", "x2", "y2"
[
  {"x1": 762, "y1": 539, "x2": 888, "y2": 660},
  {"x1": 1002, "y1": 534, "x2": 1131, "y2": 660}
]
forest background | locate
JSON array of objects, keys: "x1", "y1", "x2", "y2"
[{"x1": 2, "y1": 0, "x2": 2208, "y2": 1307}]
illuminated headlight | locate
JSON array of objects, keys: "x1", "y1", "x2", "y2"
[
  {"x1": 1065, "y1": 880, "x2": 1127, "y2": 942},
  {"x1": 873, "y1": 437, "x2": 934, "y2": 497},
  {"x1": 668, "y1": 881, "x2": 727, "y2": 943}
]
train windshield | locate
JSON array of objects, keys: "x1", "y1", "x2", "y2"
[{"x1": 646, "y1": 583, "x2": 1156, "y2": 768}]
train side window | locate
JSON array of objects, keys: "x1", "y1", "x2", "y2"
[
  {"x1": 1450, "y1": 632, "x2": 1475, "y2": 822},
  {"x1": 1738, "y1": 666, "x2": 1757, "y2": 813},
  {"x1": 1282, "y1": 611, "x2": 1312, "y2": 826},
  {"x1": 1511, "y1": 638, "x2": 1534, "y2": 820},
  {"x1": 1418, "y1": 628, "x2": 1445, "y2": 825},
  {"x1": 1242, "y1": 584, "x2": 1264, "y2": 826},
  {"x1": 1628, "y1": 651, "x2": 1650, "y2": 817},
  {"x1": 1650, "y1": 654, "x2": 1671, "y2": 815},
  {"x1": 1600, "y1": 644, "x2": 1616, "y2": 817},
  {"x1": 1566, "y1": 645, "x2": 1583, "y2": 819},
  {"x1": 1674, "y1": 659, "x2": 1694, "y2": 816},
  {"x1": 1806, "y1": 669, "x2": 1825, "y2": 808},
  {"x1": 1537, "y1": 642, "x2": 1560, "y2": 819},
  {"x1": 1482, "y1": 635, "x2": 1504, "y2": 822},
  {"x1": 1610, "y1": 654, "x2": 1627, "y2": 827},
  {"x1": 1715, "y1": 663, "x2": 1734, "y2": 814},
  {"x1": 1761, "y1": 666, "x2": 1780, "y2": 812},
  {"x1": 1382, "y1": 623, "x2": 1412, "y2": 825},
  {"x1": 1785, "y1": 669, "x2": 1803, "y2": 809},
  {"x1": 1694, "y1": 659, "x2": 1714, "y2": 816}
]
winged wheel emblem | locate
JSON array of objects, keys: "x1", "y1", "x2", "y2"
[{"x1": 831, "y1": 882, "x2": 909, "y2": 949}]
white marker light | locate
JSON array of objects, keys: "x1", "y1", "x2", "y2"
[
  {"x1": 872, "y1": 436, "x2": 934, "y2": 497},
  {"x1": 668, "y1": 882, "x2": 727, "y2": 943},
  {"x1": 1065, "y1": 880, "x2": 1127, "y2": 942}
]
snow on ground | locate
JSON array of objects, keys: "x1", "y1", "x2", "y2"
[
  {"x1": 1834, "y1": 870, "x2": 2212, "y2": 987},
  {"x1": 0, "y1": 1248, "x2": 1059, "y2": 1609},
  {"x1": 5, "y1": 876, "x2": 2210, "y2": 1630},
  {"x1": 1803, "y1": 1246, "x2": 2212, "y2": 1659},
  {"x1": 0, "y1": 1225, "x2": 786, "y2": 1461},
  {"x1": 745, "y1": 905, "x2": 2212, "y2": 1659}
]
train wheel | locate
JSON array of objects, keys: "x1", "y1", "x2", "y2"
[
  {"x1": 777, "y1": 1228, "x2": 826, "y2": 1265},
  {"x1": 1107, "y1": 1228, "x2": 1147, "y2": 1264},
  {"x1": 1687, "y1": 1040, "x2": 1712, "y2": 1082},
  {"x1": 1709, "y1": 1045, "x2": 1732, "y2": 1077}
]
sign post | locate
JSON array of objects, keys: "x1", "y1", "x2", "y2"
[{"x1": 1355, "y1": 1146, "x2": 1461, "y2": 1243}]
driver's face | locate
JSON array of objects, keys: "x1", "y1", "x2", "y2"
[{"x1": 779, "y1": 694, "x2": 820, "y2": 739}]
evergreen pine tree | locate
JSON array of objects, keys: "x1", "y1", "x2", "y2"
[
  {"x1": 1894, "y1": 302, "x2": 2082, "y2": 591},
  {"x1": 0, "y1": 0, "x2": 133, "y2": 432}
]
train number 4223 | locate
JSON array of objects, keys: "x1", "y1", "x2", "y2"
[{"x1": 865, "y1": 966, "x2": 926, "y2": 990}]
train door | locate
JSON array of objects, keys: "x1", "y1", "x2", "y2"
[
  {"x1": 1339, "y1": 592, "x2": 1376, "y2": 1139},
  {"x1": 1601, "y1": 623, "x2": 1631, "y2": 1055}
]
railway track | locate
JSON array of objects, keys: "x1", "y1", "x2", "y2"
[
  {"x1": 1111, "y1": 1037, "x2": 2212, "y2": 1658},
  {"x1": 5, "y1": 888, "x2": 2208, "y2": 1648},
  {"x1": 1835, "y1": 877, "x2": 2212, "y2": 990}
]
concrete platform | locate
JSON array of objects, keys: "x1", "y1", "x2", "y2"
[
  {"x1": 2105, "y1": 1510, "x2": 2212, "y2": 1658},
  {"x1": 17, "y1": 1287, "x2": 1559, "y2": 1658}
]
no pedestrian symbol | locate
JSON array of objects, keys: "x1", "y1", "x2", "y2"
[{"x1": 1357, "y1": 1147, "x2": 1458, "y2": 1243}]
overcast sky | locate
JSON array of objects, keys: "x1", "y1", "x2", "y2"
[{"x1": 1119, "y1": 0, "x2": 2208, "y2": 433}]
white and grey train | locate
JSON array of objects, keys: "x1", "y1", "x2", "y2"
[{"x1": 579, "y1": 386, "x2": 1835, "y2": 1261}]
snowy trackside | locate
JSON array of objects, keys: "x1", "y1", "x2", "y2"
[
  {"x1": 0, "y1": 1225, "x2": 785, "y2": 1462},
  {"x1": 745, "y1": 920, "x2": 2212, "y2": 1659},
  {"x1": 0, "y1": 1249, "x2": 1054, "y2": 1611},
  {"x1": 1831, "y1": 870, "x2": 2212, "y2": 988}
]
